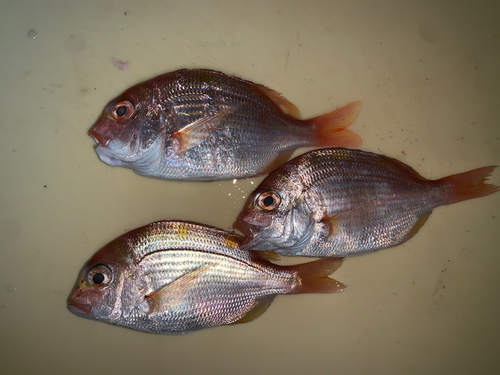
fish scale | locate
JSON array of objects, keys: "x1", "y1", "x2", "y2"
[{"x1": 236, "y1": 148, "x2": 498, "y2": 257}]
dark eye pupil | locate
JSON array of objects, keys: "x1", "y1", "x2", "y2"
[
  {"x1": 116, "y1": 106, "x2": 127, "y2": 117},
  {"x1": 263, "y1": 196, "x2": 274, "y2": 207},
  {"x1": 92, "y1": 273, "x2": 105, "y2": 284}
]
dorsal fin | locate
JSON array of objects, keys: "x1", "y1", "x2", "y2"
[{"x1": 253, "y1": 83, "x2": 301, "y2": 118}]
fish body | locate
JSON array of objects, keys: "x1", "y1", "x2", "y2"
[
  {"x1": 235, "y1": 148, "x2": 499, "y2": 257},
  {"x1": 89, "y1": 69, "x2": 362, "y2": 180},
  {"x1": 67, "y1": 221, "x2": 346, "y2": 334}
]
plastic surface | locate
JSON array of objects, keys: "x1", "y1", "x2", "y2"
[{"x1": 0, "y1": 1, "x2": 499, "y2": 374}]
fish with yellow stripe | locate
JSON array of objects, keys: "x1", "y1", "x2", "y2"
[{"x1": 67, "y1": 221, "x2": 346, "y2": 334}]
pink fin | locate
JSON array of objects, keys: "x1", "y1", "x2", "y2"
[
  {"x1": 288, "y1": 258, "x2": 347, "y2": 294},
  {"x1": 308, "y1": 101, "x2": 363, "y2": 148},
  {"x1": 253, "y1": 84, "x2": 301, "y2": 118},
  {"x1": 321, "y1": 214, "x2": 339, "y2": 238},
  {"x1": 171, "y1": 112, "x2": 224, "y2": 153},
  {"x1": 440, "y1": 166, "x2": 499, "y2": 205}
]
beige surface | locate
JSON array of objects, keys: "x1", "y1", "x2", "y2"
[{"x1": 1, "y1": 0, "x2": 499, "y2": 374}]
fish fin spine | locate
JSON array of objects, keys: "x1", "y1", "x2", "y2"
[
  {"x1": 307, "y1": 101, "x2": 363, "y2": 148},
  {"x1": 253, "y1": 83, "x2": 301, "y2": 118},
  {"x1": 439, "y1": 166, "x2": 499, "y2": 205},
  {"x1": 288, "y1": 258, "x2": 347, "y2": 294}
]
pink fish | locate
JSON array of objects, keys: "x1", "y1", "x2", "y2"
[
  {"x1": 89, "y1": 69, "x2": 362, "y2": 180},
  {"x1": 67, "y1": 221, "x2": 347, "y2": 334},
  {"x1": 235, "y1": 148, "x2": 499, "y2": 257}
]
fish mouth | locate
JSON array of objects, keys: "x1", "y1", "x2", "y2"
[
  {"x1": 234, "y1": 220, "x2": 268, "y2": 250},
  {"x1": 67, "y1": 299, "x2": 92, "y2": 317},
  {"x1": 233, "y1": 219, "x2": 256, "y2": 240},
  {"x1": 89, "y1": 128, "x2": 110, "y2": 147}
]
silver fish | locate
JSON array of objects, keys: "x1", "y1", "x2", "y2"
[
  {"x1": 235, "y1": 148, "x2": 499, "y2": 257},
  {"x1": 88, "y1": 69, "x2": 362, "y2": 180},
  {"x1": 67, "y1": 221, "x2": 346, "y2": 334}
]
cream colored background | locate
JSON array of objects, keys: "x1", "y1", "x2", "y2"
[{"x1": 1, "y1": 1, "x2": 499, "y2": 374}]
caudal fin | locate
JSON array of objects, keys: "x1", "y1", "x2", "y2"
[
  {"x1": 287, "y1": 258, "x2": 347, "y2": 294},
  {"x1": 440, "y1": 166, "x2": 499, "y2": 205},
  {"x1": 307, "y1": 101, "x2": 363, "y2": 148}
]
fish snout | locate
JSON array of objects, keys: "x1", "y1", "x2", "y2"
[
  {"x1": 67, "y1": 298, "x2": 92, "y2": 316},
  {"x1": 89, "y1": 127, "x2": 112, "y2": 147},
  {"x1": 234, "y1": 218, "x2": 258, "y2": 240}
]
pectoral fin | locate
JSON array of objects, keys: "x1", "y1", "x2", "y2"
[
  {"x1": 170, "y1": 113, "x2": 222, "y2": 153},
  {"x1": 145, "y1": 265, "x2": 211, "y2": 313},
  {"x1": 320, "y1": 201, "x2": 387, "y2": 238},
  {"x1": 320, "y1": 214, "x2": 339, "y2": 238},
  {"x1": 230, "y1": 295, "x2": 276, "y2": 325}
]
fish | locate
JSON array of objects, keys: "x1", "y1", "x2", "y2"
[
  {"x1": 66, "y1": 221, "x2": 347, "y2": 334},
  {"x1": 88, "y1": 69, "x2": 362, "y2": 181},
  {"x1": 235, "y1": 148, "x2": 499, "y2": 257}
]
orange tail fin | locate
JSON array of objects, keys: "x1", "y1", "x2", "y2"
[
  {"x1": 440, "y1": 166, "x2": 499, "y2": 205},
  {"x1": 307, "y1": 101, "x2": 363, "y2": 148},
  {"x1": 287, "y1": 258, "x2": 347, "y2": 294}
]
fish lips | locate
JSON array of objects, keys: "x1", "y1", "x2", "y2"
[
  {"x1": 233, "y1": 219, "x2": 255, "y2": 239},
  {"x1": 67, "y1": 299, "x2": 92, "y2": 317},
  {"x1": 89, "y1": 128, "x2": 110, "y2": 147},
  {"x1": 235, "y1": 220, "x2": 279, "y2": 251}
]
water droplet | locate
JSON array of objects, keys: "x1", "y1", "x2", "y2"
[
  {"x1": 28, "y1": 30, "x2": 36, "y2": 39},
  {"x1": 232, "y1": 179, "x2": 237, "y2": 184},
  {"x1": 8, "y1": 285, "x2": 15, "y2": 292}
]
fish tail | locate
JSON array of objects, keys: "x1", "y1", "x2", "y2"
[
  {"x1": 307, "y1": 101, "x2": 363, "y2": 148},
  {"x1": 288, "y1": 258, "x2": 348, "y2": 294},
  {"x1": 440, "y1": 166, "x2": 499, "y2": 205}
]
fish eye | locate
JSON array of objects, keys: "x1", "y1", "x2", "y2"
[
  {"x1": 87, "y1": 264, "x2": 112, "y2": 287},
  {"x1": 256, "y1": 190, "x2": 281, "y2": 211},
  {"x1": 111, "y1": 100, "x2": 134, "y2": 120}
]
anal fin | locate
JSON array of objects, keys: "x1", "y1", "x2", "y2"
[
  {"x1": 230, "y1": 295, "x2": 276, "y2": 325},
  {"x1": 401, "y1": 211, "x2": 432, "y2": 243}
]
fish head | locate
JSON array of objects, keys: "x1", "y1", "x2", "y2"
[
  {"x1": 88, "y1": 81, "x2": 166, "y2": 170},
  {"x1": 235, "y1": 171, "x2": 314, "y2": 253},
  {"x1": 67, "y1": 232, "x2": 143, "y2": 323}
]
